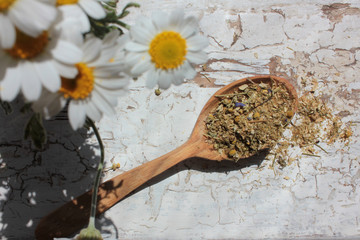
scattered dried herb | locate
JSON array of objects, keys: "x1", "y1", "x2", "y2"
[
  {"x1": 204, "y1": 79, "x2": 295, "y2": 161},
  {"x1": 268, "y1": 76, "x2": 353, "y2": 168},
  {"x1": 204, "y1": 76, "x2": 353, "y2": 166}
]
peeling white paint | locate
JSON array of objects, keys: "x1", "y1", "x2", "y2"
[{"x1": 1, "y1": 0, "x2": 360, "y2": 240}]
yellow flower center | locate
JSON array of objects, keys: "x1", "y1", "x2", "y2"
[
  {"x1": 5, "y1": 29, "x2": 48, "y2": 59},
  {"x1": 148, "y1": 31, "x2": 187, "y2": 70},
  {"x1": 0, "y1": 0, "x2": 16, "y2": 11},
  {"x1": 59, "y1": 63, "x2": 95, "y2": 100},
  {"x1": 56, "y1": 0, "x2": 78, "y2": 5}
]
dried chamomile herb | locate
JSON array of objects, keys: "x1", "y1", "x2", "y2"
[
  {"x1": 268, "y1": 76, "x2": 353, "y2": 168},
  {"x1": 204, "y1": 79, "x2": 295, "y2": 162}
]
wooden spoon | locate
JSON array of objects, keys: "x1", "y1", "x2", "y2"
[{"x1": 35, "y1": 75, "x2": 298, "y2": 240}]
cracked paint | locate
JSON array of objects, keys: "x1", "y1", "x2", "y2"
[{"x1": 1, "y1": 0, "x2": 360, "y2": 240}]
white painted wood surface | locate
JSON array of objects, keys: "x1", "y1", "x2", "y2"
[{"x1": 1, "y1": 0, "x2": 360, "y2": 239}]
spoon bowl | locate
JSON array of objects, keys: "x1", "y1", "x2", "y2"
[
  {"x1": 35, "y1": 75, "x2": 298, "y2": 240},
  {"x1": 190, "y1": 75, "x2": 298, "y2": 160}
]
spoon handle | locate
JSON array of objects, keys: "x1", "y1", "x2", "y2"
[{"x1": 35, "y1": 139, "x2": 199, "y2": 240}]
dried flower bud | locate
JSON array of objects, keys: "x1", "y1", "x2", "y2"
[
  {"x1": 228, "y1": 149, "x2": 237, "y2": 157},
  {"x1": 223, "y1": 99, "x2": 231, "y2": 105},
  {"x1": 286, "y1": 110, "x2": 294, "y2": 118},
  {"x1": 111, "y1": 163, "x2": 121, "y2": 171},
  {"x1": 155, "y1": 89, "x2": 161, "y2": 96},
  {"x1": 235, "y1": 102, "x2": 246, "y2": 107},
  {"x1": 341, "y1": 128, "x2": 352, "y2": 139}
]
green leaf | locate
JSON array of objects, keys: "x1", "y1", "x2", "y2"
[
  {"x1": 20, "y1": 103, "x2": 32, "y2": 113},
  {"x1": 120, "y1": 10, "x2": 130, "y2": 18},
  {"x1": 104, "y1": 0, "x2": 118, "y2": 8},
  {"x1": 115, "y1": 20, "x2": 130, "y2": 30},
  {"x1": 118, "y1": 2, "x2": 140, "y2": 19},
  {"x1": 0, "y1": 100, "x2": 12, "y2": 115},
  {"x1": 24, "y1": 113, "x2": 47, "y2": 149}
]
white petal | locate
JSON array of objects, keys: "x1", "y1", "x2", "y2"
[
  {"x1": 82, "y1": 37, "x2": 102, "y2": 63},
  {"x1": 102, "y1": 30, "x2": 119, "y2": 47},
  {"x1": 158, "y1": 71, "x2": 172, "y2": 89},
  {"x1": 98, "y1": 88, "x2": 118, "y2": 109},
  {"x1": 78, "y1": 0, "x2": 106, "y2": 20},
  {"x1": 146, "y1": 68, "x2": 159, "y2": 89},
  {"x1": 179, "y1": 16, "x2": 198, "y2": 38},
  {"x1": 20, "y1": 62, "x2": 42, "y2": 101},
  {"x1": 96, "y1": 77, "x2": 129, "y2": 90},
  {"x1": 137, "y1": 17, "x2": 157, "y2": 38},
  {"x1": 89, "y1": 45, "x2": 117, "y2": 66},
  {"x1": 46, "y1": 97, "x2": 67, "y2": 118},
  {"x1": 57, "y1": 18, "x2": 84, "y2": 47},
  {"x1": 102, "y1": 58, "x2": 127, "y2": 71},
  {"x1": 9, "y1": 0, "x2": 57, "y2": 37},
  {"x1": 172, "y1": 69, "x2": 185, "y2": 86},
  {"x1": 68, "y1": 100, "x2": 87, "y2": 130},
  {"x1": 94, "y1": 63, "x2": 122, "y2": 78},
  {"x1": 29, "y1": 0, "x2": 57, "y2": 26},
  {"x1": 32, "y1": 91, "x2": 63, "y2": 119},
  {"x1": 125, "y1": 52, "x2": 143, "y2": 67},
  {"x1": 92, "y1": 89, "x2": 115, "y2": 116},
  {"x1": 52, "y1": 60, "x2": 78, "y2": 79},
  {"x1": 111, "y1": 54, "x2": 126, "y2": 67},
  {"x1": 182, "y1": 61, "x2": 197, "y2": 79},
  {"x1": 95, "y1": 87, "x2": 119, "y2": 105},
  {"x1": 117, "y1": 33, "x2": 130, "y2": 48},
  {"x1": 166, "y1": 71, "x2": 176, "y2": 87},
  {"x1": 33, "y1": 59, "x2": 61, "y2": 92},
  {"x1": 8, "y1": 4, "x2": 38, "y2": 37},
  {"x1": 58, "y1": 5, "x2": 90, "y2": 33},
  {"x1": 131, "y1": 55, "x2": 152, "y2": 77},
  {"x1": 0, "y1": 66, "x2": 21, "y2": 101},
  {"x1": 107, "y1": 95, "x2": 119, "y2": 106},
  {"x1": 186, "y1": 51, "x2": 208, "y2": 64},
  {"x1": 125, "y1": 41, "x2": 148, "y2": 52},
  {"x1": 85, "y1": 100, "x2": 102, "y2": 122},
  {"x1": 51, "y1": 40, "x2": 83, "y2": 64},
  {"x1": 130, "y1": 23, "x2": 152, "y2": 44},
  {"x1": 0, "y1": 15, "x2": 16, "y2": 48},
  {"x1": 152, "y1": 11, "x2": 169, "y2": 31},
  {"x1": 0, "y1": 52, "x2": 15, "y2": 79},
  {"x1": 169, "y1": 9, "x2": 184, "y2": 28},
  {"x1": 186, "y1": 35, "x2": 208, "y2": 52}
]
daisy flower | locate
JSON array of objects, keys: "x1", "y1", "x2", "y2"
[
  {"x1": 0, "y1": 0, "x2": 57, "y2": 48},
  {"x1": 0, "y1": 17, "x2": 83, "y2": 102},
  {"x1": 124, "y1": 9, "x2": 208, "y2": 89},
  {"x1": 32, "y1": 30, "x2": 130, "y2": 130},
  {"x1": 56, "y1": 0, "x2": 106, "y2": 33}
]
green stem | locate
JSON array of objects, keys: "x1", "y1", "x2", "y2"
[
  {"x1": 115, "y1": 20, "x2": 131, "y2": 30},
  {"x1": 314, "y1": 143, "x2": 328, "y2": 154},
  {"x1": 302, "y1": 153, "x2": 321, "y2": 158},
  {"x1": 86, "y1": 118, "x2": 105, "y2": 227}
]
